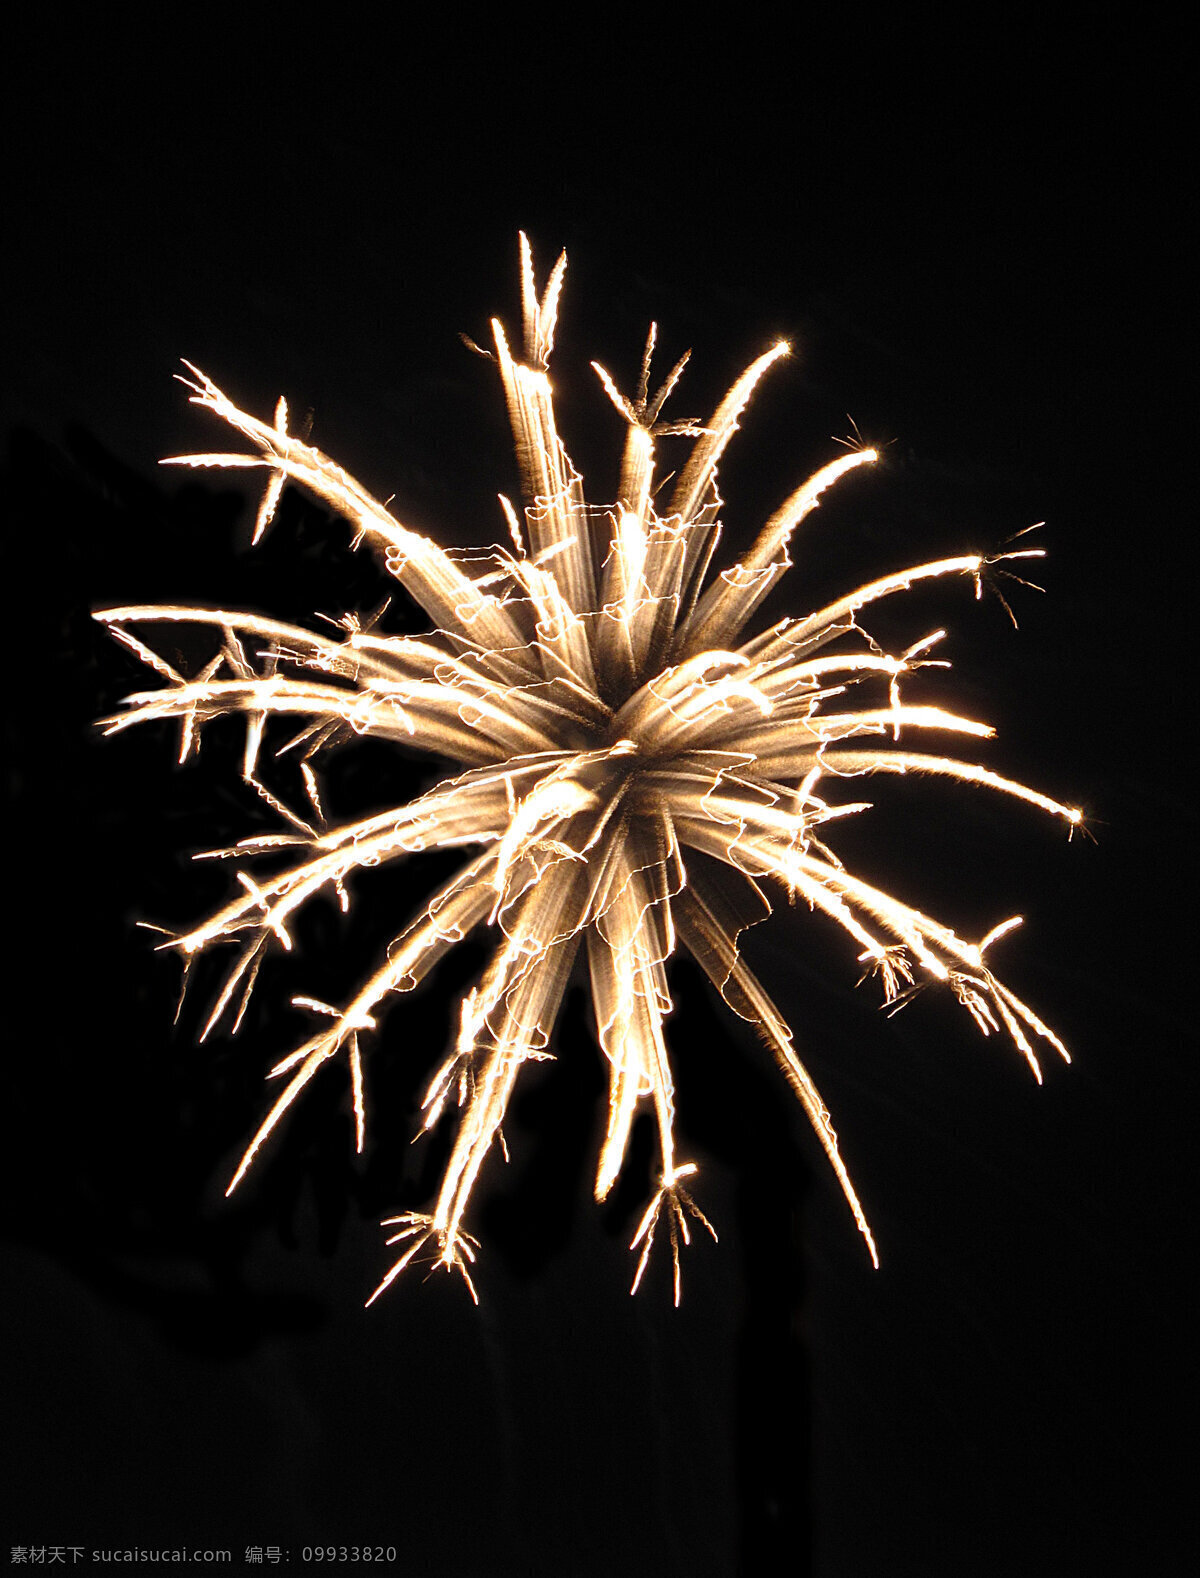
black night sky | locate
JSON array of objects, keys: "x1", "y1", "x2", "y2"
[{"x1": 3, "y1": 12, "x2": 1193, "y2": 1576}]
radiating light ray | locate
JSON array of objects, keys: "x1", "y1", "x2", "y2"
[{"x1": 98, "y1": 234, "x2": 1081, "y2": 1303}]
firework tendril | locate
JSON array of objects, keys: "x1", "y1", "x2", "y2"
[{"x1": 97, "y1": 236, "x2": 1081, "y2": 1304}]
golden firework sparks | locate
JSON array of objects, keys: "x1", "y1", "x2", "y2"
[{"x1": 97, "y1": 235, "x2": 1081, "y2": 1305}]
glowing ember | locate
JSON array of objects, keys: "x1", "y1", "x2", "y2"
[{"x1": 97, "y1": 235, "x2": 1080, "y2": 1304}]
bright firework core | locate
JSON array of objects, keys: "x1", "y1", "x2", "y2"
[{"x1": 97, "y1": 235, "x2": 1081, "y2": 1305}]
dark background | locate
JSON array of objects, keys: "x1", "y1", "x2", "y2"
[{"x1": 4, "y1": 11, "x2": 1193, "y2": 1575}]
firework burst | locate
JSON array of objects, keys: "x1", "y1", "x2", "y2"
[{"x1": 97, "y1": 236, "x2": 1080, "y2": 1304}]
